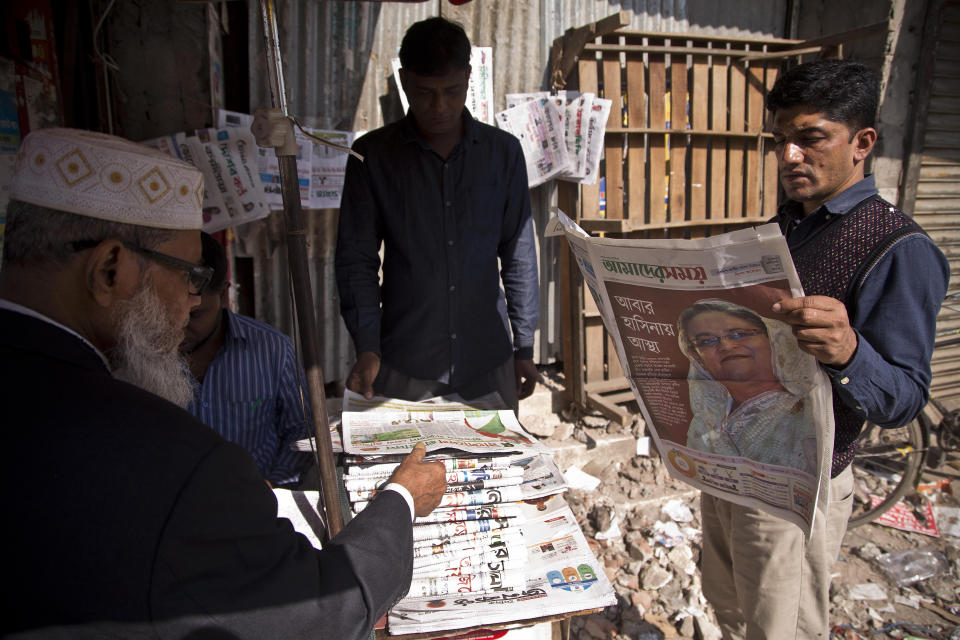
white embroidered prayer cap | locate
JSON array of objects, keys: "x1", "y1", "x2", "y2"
[{"x1": 9, "y1": 128, "x2": 204, "y2": 230}]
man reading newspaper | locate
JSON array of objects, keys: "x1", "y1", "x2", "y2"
[{"x1": 699, "y1": 60, "x2": 949, "y2": 639}]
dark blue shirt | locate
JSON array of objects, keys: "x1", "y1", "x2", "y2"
[
  {"x1": 775, "y1": 175, "x2": 950, "y2": 428},
  {"x1": 187, "y1": 310, "x2": 313, "y2": 485},
  {"x1": 335, "y1": 111, "x2": 539, "y2": 387}
]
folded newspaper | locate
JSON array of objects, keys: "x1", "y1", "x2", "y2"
[
  {"x1": 388, "y1": 496, "x2": 617, "y2": 635},
  {"x1": 556, "y1": 211, "x2": 834, "y2": 536}
]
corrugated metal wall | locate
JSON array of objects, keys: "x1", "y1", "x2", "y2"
[
  {"x1": 910, "y1": 1, "x2": 960, "y2": 409},
  {"x1": 239, "y1": 0, "x2": 787, "y2": 383}
]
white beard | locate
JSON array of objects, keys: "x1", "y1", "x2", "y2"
[{"x1": 110, "y1": 282, "x2": 195, "y2": 408}]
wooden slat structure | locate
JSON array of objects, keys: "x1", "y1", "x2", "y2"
[{"x1": 552, "y1": 13, "x2": 889, "y2": 423}]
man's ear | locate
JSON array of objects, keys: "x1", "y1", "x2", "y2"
[
  {"x1": 219, "y1": 283, "x2": 230, "y2": 307},
  {"x1": 85, "y1": 240, "x2": 142, "y2": 308},
  {"x1": 398, "y1": 68, "x2": 409, "y2": 95},
  {"x1": 852, "y1": 127, "x2": 877, "y2": 163}
]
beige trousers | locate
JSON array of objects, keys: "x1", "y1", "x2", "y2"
[{"x1": 700, "y1": 466, "x2": 854, "y2": 640}]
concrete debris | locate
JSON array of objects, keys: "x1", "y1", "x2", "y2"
[
  {"x1": 848, "y1": 583, "x2": 888, "y2": 600},
  {"x1": 564, "y1": 466, "x2": 602, "y2": 491},
  {"x1": 661, "y1": 499, "x2": 694, "y2": 523}
]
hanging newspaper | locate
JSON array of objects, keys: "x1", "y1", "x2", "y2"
[
  {"x1": 306, "y1": 128, "x2": 355, "y2": 209},
  {"x1": 494, "y1": 97, "x2": 568, "y2": 188},
  {"x1": 467, "y1": 46, "x2": 494, "y2": 125},
  {"x1": 141, "y1": 133, "x2": 229, "y2": 228},
  {"x1": 557, "y1": 212, "x2": 833, "y2": 536},
  {"x1": 562, "y1": 92, "x2": 593, "y2": 179},
  {"x1": 391, "y1": 46, "x2": 494, "y2": 125},
  {"x1": 388, "y1": 495, "x2": 617, "y2": 635},
  {"x1": 561, "y1": 94, "x2": 610, "y2": 185},
  {"x1": 340, "y1": 390, "x2": 551, "y2": 456},
  {"x1": 197, "y1": 127, "x2": 270, "y2": 227},
  {"x1": 218, "y1": 109, "x2": 283, "y2": 209}
]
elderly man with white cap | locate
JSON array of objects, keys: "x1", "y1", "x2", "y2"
[{"x1": 0, "y1": 128, "x2": 445, "y2": 639}]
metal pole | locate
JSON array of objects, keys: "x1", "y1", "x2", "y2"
[{"x1": 258, "y1": 0, "x2": 344, "y2": 539}]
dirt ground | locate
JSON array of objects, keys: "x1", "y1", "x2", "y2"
[{"x1": 828, "y1": 481, "x2": 960, "y2": 639}]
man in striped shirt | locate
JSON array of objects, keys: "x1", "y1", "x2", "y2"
[{"x1": 182, "y1": 232, "x2": 315, "y2": 487}]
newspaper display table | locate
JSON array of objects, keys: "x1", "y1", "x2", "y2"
[{"x1": 339, "y1": 392, "x2": 617, "y2": 636}]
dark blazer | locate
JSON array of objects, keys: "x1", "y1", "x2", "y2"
[{"x1": 0, "y1": 308, "x2": 412, "y2": 639}]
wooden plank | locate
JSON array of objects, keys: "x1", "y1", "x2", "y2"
[
  {"x1": 579, "y1": 57, "x2": 601, "y2": 218},
  {"x1": 745, "y1": 61, "x2": 765, "y2": 217},
  {"x1": 579, "y1": 215, "x2": 770, "y2": 233},
  {"x1": 607, "y1": 331, "x2": 624, "y2": 379},
  {"x1": 585, "y1": 44, "x2": 789, "y2": 57},
  {"x1": 648, "y1": 49, "x2": 667, "y2": 225},
  {"x1": 626, "y1": 53, "x2": 646, "y2": 225},
  {"x1": 690, "y1": 55, "x2": 709, "y2": 223},
  {"x1": 710, "y1": 46, "x2": 729, "y2": 221},
  {"x1": 727, "y1": 50, "x2": 747, "y2": 218},
  {"x1": 762, "y1": 65, "x2": 780, "y2": 216},
  {"x1": 607, "y1": 127, "x2": 772, "y2": 138},
  {"x1": 585, "y1": 317, "x2": 605, "y2": 383},
  {"x1": 610, "y1": 29, "x2": 801, "y2": 46},
  {"x1": 602, "y1": 38, "x2": 624, "y2": 220},
  {"x1": 605, "y1": 390, "x2": 637, "y2": 405},
  {"x1": 669, "y1": 41, "x2": 688, "y2": 225},
  {"x1": 585, "y1": 391, "x2": 632, "y2": 426},
  {"x1": 550, "y1": 10, "x2": 631, "y2": 87},
  {"x1": 558, "y1": 181, "x2": 584, "y2": 406},
  {"x1": 584, "y1": 377, "x2": 630, "y2": 393}
]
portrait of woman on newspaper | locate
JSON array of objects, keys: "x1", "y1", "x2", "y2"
[{"x1": 677, "y1": 299, "x2": 819, "y2": 475}]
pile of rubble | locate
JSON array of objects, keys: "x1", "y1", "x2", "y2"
[{"x1": 519, "y1": 371, "x2": 721, "y2": 639}]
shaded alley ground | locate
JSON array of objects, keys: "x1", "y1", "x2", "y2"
[{"x1": 518, "y1": 367, "x2": 960, "y2": 640}]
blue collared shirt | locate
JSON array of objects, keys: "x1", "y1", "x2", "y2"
[
  {"x1": 336, "y1": 111, "x2": 539, "y2": 387},
  {"x1": 187, "y1": 310, "x2": 313, "y2": 485},
  {"x1": 775, "y1": 175, "x2": 950, "y2": 428}
]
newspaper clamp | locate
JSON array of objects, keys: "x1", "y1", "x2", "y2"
[{"x1": 556, "y1": 211, "x2": 834, "y2": 537}]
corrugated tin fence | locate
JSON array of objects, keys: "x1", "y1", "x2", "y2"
[
  {"x1": 239, "y1": 0, "x2": 787, "y2": 383},
  {"x1": 902, "y1": 0, "x2": 960, "y2": 410}
]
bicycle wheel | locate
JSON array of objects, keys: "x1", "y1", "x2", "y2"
[{"x1": 848, "y1": 418, "x2": 925, "y2": 529}]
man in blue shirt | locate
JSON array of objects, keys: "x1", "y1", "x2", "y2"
[
  {"x1": 182, "y1": 232, "x2": 315, "y2": 487},
  {"x1": 699, "y1": 60, "x2": 949, "y2": 639},
  {"x1": 336, "y1": 16, "x2": 539, "y2": 413}
]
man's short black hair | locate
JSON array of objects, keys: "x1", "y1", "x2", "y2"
[
  {"x1": 399, "y1": 16, "x2": 471, "y2": 75},
  {"x1": 766, "y1": 59, "x2": 879, "y2": 131},
  {"x1": 200, "y1": 232, "x2": 229, "y2": 293}
]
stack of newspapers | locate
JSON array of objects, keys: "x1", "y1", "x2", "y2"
[{"x1": 339, "y1": 391, "x2": 617, "y2": 636}]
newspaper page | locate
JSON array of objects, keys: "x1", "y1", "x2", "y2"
[
  {"x1": 467, "y1": 46, "x2": 494, "y2": 125},
  {"x1": 200, "y1": 127, "x2": 270, "y2": 226},
  {"x1": 218, "y1": 109, "x2": 283, "y2": 209},
  {"x1": 346, "y1": 451, "x2": 566, "y2": 507},
  {"x1": 562, "y1": 92, "x2": 594, "y2": 180},
  {"x1": 388, "y1": 495, "x2": 617, "y2": 635},
  {"x1": 181, "y1": 132, "x2": 238, "y2": 232},
  {"x1": 341, "y1": 391, "x2": 551, "y2": 456},
  {"x1": 558, "y1": 213, "x2": 833, "y2": 535},
  {"x1": 571, "y1": 98, "x2": 612, "y2": 186},
  {"x1": 306, "y1": 128, "x2": 355, "y2": 209},
  {"x1": 495, "y1": 98, "x2": 568, "y2": 188}
]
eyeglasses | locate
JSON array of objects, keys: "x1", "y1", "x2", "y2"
[
  {"x1": 121, "y1": 243, "x2": 214, "y2": 295},
  {"x1": 70, "y1": 240, "x2": 214, "y2": 296},
  {"x1": 690, "y1": 328, "x2": 765, "y2": 351}
]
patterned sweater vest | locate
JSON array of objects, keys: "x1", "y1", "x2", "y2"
[{"x1": 789, "y1": 195, "x2": 925, "y2": 477}]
